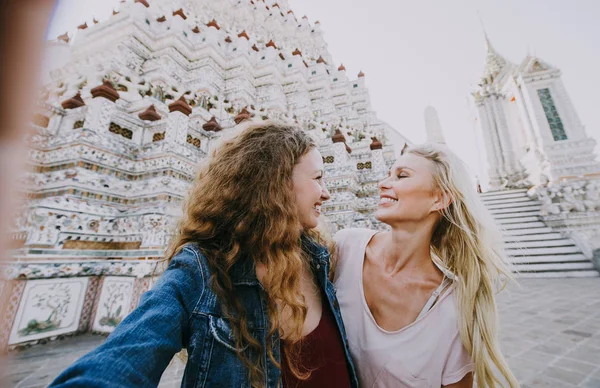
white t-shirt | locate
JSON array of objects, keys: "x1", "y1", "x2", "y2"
[{"x1": 334, "y1": 228, "x2": 474, "y2": 387}]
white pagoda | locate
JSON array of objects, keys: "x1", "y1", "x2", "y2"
[
  {"x1": 1, "y1": 0, "x2": 407, "y2": 348},
  {"x1": 471, "y1": 35, "x2": 600, "y2": 278},
  {"x1": 423, "y1": 106, "x2": 446, "y2": 144},
  {"x1": 472, "y1": 35, "x2": 600, "y2": 189}
]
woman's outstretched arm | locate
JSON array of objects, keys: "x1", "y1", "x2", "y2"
[{"x1": 50, "y1": 246, "x2": 204, "y2": 387}]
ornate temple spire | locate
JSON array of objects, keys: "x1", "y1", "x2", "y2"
[
  {"x1": 370, "y1": 137, "x2": 383, "y2": 150},
  {"x1": 203, "y1": 116, "x2": 222, "y2": 132},
  {"x1": 332, "y1": 129, "x2": 345, "y2": 143},
  {"x1": 518, "y1": 55, "x2": 555, "y2": 74},
  {"x1": 234, "y1": 107, "x2": 251, "y2": 124},
  {"x1": 168, "y1": 96, "x2": 192, "y2": 116},
  {"x1": 207, "y1": 19, "x2": 220, "y2": 30},
  {"x1": 482, "y1": 33, "x2": 510, "y2": 80},
  {"x1": 423, "y1": 106, "x2": 446, "y2": 144},
  {"x1": 139, "y1": 105, "x2": 162, "y2": 121},
  {"x1": 61, "y1": 91, "x2": 85, "y2": 109},
  {"x1": 238, "y1": 30, "x2": 250, "y2": 40},
  {"x1": 173, "y1": 8, "x2": 187, "y2": 20},
  {"x1": 57, "y1": 32, "x2": 70, "y2": 43},
  {"x1": 90, "y1": 80, "x2": 120, "y2": 102},
  {"x1": 331, "y1": 129, "x2": 352, "y2": 153},
  {"x1": 476, "y1": 11, "x2": 514, "y2": 83}
]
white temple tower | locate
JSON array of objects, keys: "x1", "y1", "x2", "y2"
[
  {"x1": 1, "y1": 0, "x2": 408, "y2": 349},
  {"x1": 424, "y1": 106, "x2": 446, "y2": 144},
  {"x1": 14, "y1": 0, "x2": 406, "y2": 253},
  {"x1": 472, "y1": 35, "x2": 600, "y2": 188}
]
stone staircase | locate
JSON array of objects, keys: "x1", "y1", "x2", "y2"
[{"x1": 480, "y1": 188, "x2": 599, "y2": 278}]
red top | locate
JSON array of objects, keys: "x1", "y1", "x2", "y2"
[{"x1": 281, "y1": 297, "x2": 352, "y2": 388}]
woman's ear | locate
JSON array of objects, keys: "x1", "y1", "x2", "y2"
[{"x1": 432, "y1": 190, "x2": 452, "y2": 212}]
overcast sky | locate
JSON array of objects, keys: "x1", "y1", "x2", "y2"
[{"x1": 47, "y1": 0, "x2": 600, "y2": 181}]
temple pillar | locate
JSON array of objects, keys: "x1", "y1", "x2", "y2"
[
  {"x1": 165, "y1": 96, "x2": 192, "y2": 146},
  {"x1": 85, "y1": 81, "x2": 120, "y2": 135}
]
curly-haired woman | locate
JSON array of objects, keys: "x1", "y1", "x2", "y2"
[
  {"x1": 51, "y1": 122, "x2": 358, "y2": 388},
  {"x1": 334, "y1": 144, "x2": 519, "y2": 388}
]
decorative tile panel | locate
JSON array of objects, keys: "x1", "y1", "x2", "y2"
[
  {"x1": 92, "y1": 277, "x2": 135, "y2": 333},
  {"x1": 8, "y1": 277, "x2": 89, "y2": 345}
]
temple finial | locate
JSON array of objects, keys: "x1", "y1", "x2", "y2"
[{"x1": 477, "y1": 10, "x2": 493, "y2": 52}]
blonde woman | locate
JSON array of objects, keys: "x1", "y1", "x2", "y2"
[{"x1": 334, "y1": 144, "x2": 518, "y2": 387}]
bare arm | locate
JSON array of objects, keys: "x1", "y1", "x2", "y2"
[{"x1": 443, "y1": 372, "x2": 473, "y2": 388}]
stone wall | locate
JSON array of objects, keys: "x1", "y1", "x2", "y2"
[
  {"x1": 528, "y1": 175, "x2": 600, "y2": 258},
  {"x1": 0, "y1": 259, "x2": 161, "y2": 350}
]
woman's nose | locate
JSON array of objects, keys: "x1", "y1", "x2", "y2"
[
  {"x1": 379, "y1": 176, "x2": 391, "y2": 190},
  {"x1": 321, "y1": 185, "x2": 331, "y2": 201}
]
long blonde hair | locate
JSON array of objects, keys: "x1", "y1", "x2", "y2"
[
  {"x1": 166, "y1": 121, "x2": 326, "y2": 387},
  {"x1": 404, "y1": 144, "x2": 519, "y2": 388}
]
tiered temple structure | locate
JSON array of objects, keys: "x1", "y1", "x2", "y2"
[
  {"x1": 1, "y1": 0, "x2": 406, "y2": 349},
  {"x1": 423, "y1": 106, "x2": 446, "y2": 144},
  {"x1": 471, "y1": 35, "x2": 600, "y2": 278},
  {"x1": 472, "y1": 35, "x2": 600, "y2": 189}
]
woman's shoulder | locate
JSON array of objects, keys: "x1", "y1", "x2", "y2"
[
  {"x1": 163, "y1": 243, "x2": 212, "y2": 292},
  {"x1": 169, "y1": 243, "x2": 206, "y2": 268},
  {"x1": 333, "y1": 228, "x2": 378, "y2": 271},
  {"x1": 334, "y1": 228, "x2": 377, "y2": 247},
  {"x1": 165, "y1": 243, "x2": 225, "y2": 314}
]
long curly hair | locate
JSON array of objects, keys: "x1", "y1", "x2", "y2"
[
  {"x1": 166, "y1": 121, "x2": 324, "y2": 387},
  {"x1": 404, "y1": 144, "x2": 519, "y2": 388}
]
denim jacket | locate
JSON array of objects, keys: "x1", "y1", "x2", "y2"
[{"x1": 50, "y1": 237, "x2": 359, "y2": 387}]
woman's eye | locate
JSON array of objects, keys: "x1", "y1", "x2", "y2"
[{"x1": 397, "y1": 174, "x2": 408, "y2": 179}]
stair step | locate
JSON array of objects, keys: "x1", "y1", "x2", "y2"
[
  {"x1": 489, "y1": 206, "x2": 541, "y2": 215},
  {"x1": 515, "y1": 270, "x2": 599, "y2": 278},
  {"x1": 480, "y1": 191, "x2": 529, "y2": 200},
  {"x1": 505, "y1": 239, "x2": 578, "y2": 248},
  {"x1": 499, "y1": 221, "x2": 550, "y2": 230},
  {"x1": 509, "y1": 254, "x2": 588, "y2": 264},
  {"x1": 480, "y1": 188, "x2": 529, "y2": 196},
  {"x1": 507, "y1": 246, "x2": 582, "y2": 256},
  {"x1": 489, "y1": 203, "x2": 540, "y2": 211},
  {"x1": 513, "y1": 262, "x2": 596, "y2": 272},
  {"x1": 483, "y1": 194, "x2": 530, "y2": 202},
  {"x1": 479, "y1": 188, "x2": 593, "y2": 278},
  {"x1": 482, "y1": 196, "x2": 535, "y2": 206},
  {"x1": 502, "y1": 226, "x2": 553, "y2": 234},
  {"x1": 504, "y1": 233, "x2": 564, "y2": 241},
  {"x1": 492, "y1": 212, "x2": 540, "y2": 220},
  {"x1": 485, "y1": 200, "x2": 542, "y2": 209},
  {"x1": 497, "y1": 216, "x2": 541, "y2": 224}
]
